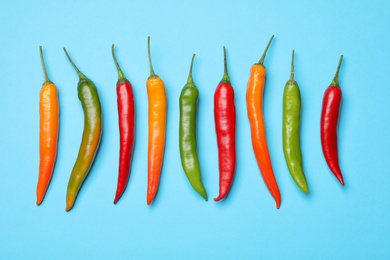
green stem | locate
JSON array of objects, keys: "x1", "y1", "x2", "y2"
[
  {"x1": 111, "y1": 44, "x2": 127, "y2": 83},
  {"x1": 63, "y1": 48, "x2": 87, "y2": 80},
  {"x1": 331, "y1": 55, "x2": 343, "y2": 86},
  {"x1": 220, "y1": 46, "x2": 230, "y2": 83},
  {"x1": 257, "y1": 35, "x2": 274, "y2": 65},
  {"x1": 187, "y1": 53, "x2": 195, "y2": 84},
  {"x1": 290, "y1": 50, "x2": 295, "y2": 81},
  {"x1": 39, "y1": 46, "x2": 52, "y2": 84},
  {"x1": 147, "y1": 36, "x2": 157, "y2": 78}
]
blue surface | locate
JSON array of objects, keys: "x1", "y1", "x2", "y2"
[{"x1": 0, "y1": 0, "x2": 389, "y2": 259}]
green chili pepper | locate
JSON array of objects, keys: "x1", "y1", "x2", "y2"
[
  {"x1": 179, "y1": 54, "x2": 208, "y2": 201},
  {"x1": 282, "y1": 50, "x2": 309, "y2": 193},
  {"x1": 63, "y1": 48, "x2": 103, "y2": 211}
]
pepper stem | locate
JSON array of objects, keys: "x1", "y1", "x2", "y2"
[
  {"x1": 63, "y1": 48, "x2": 87, "y2": 80},
  {"x1": 111, "y1": 44, "x2": 127, "y2": 83},
  {"x1": 290, "y1": 50, "x2": 295, "y2": 81},
  {"x1": 331, "y1": 55, "x2": 343, "y2": 86},
  {"x1": 187, "y1": 53, "x2": 195, "y2": 84},
  {"x1": 220, "y1": 46, "x2": 230, "y2": 83},
  {"x1": 258, "y1": 35, "x2": 274, "y2": 65},
  {"x1": 39, "y1": 46, "x2": 52, "y2": 84},
  {"x1": 147, "y1": 36, "x2": 157, "y2": 78}
]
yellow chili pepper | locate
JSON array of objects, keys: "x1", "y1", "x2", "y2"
[
  {"x1": 146, "y1": 36, "x2": 167, "y2": 205},
  {"x1": 37, "y1": 46, "x2": 59, "y2": 205},
  {"x1": 246, "y1": 35, "x2": 281, "y2": 208}
]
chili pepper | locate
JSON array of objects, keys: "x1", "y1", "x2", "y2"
[
  {"x1": 282, "y1": 50, "x2": 309, "y2": 193},
  {"x1": 246, "y1": 35, "x2": 281, "y2": 209},
  {"x1": 36, "y1": 46, "x2": 59, "y2": 205},
  {"x1": 320, "y1": 55, "x2": 344, "y2": 186},
  {"x1": 214, "y1": 46, "x2": 236, "y2": 202},
  {"x1": 63, "y1": 48, "x2": 102, "y2": 211},
  {"x1": 146, "y1": 36, "x2": 167, "y2": 205},
  {"x1": 179, "y1": 54, "x2": 208, "y2": 201},
  {"x1": 111, "y1": 44, "x2": 136, "y2": 204}
]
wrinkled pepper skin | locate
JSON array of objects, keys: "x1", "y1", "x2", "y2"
[
  {"x1": 179, "y1": 54, "x2": 208, "y2": 201},
  {"x1": 282, "y1": 50, "x2": 309, "y2": 193},
  {"x1": 64, "y1": 48, "x2": 102, "y2": 211},
  {"x1": 214, "y1": 47, "x2": 236, "y2": 202},
  {"x1": 320, "y1": 55, "x2": 344, "y2": 186},
  {"x1": 246, "y1": 35, "x2": 281, "y2": 209}
]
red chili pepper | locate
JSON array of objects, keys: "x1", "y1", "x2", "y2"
[
  {"x1": 111, "y1": 44, "x2": 136, "y2": 203},
  {"x1": 320, "y1": 55, "x2": 344, "y2": 186},
  {"x1": 214, "y1": 47, "x2": 236, "y2": 202}
]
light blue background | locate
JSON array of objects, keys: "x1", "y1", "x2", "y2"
[{"x1": 0, "y1": 0, "x2": 389, "y2": 259}]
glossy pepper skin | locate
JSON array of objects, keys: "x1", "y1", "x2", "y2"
[
  {"x1": 37, "y1": 46, "x2": 59, "y2": 205},
  {"x1": 179, "y1": 54, "x2": 208, "y2": 201},
  {"x1": 146, "y1": 37, "x2": 167, "y2": 205},
  {"x1": 111, "y1": 44, "x2": 136, "y2": 204},
  {"x1": 214, "y1": 47, "x2": 236, "y2": 202},
  {"x1": 320, "y1": 55, "x2": 344, "y2": 186},
  {"x1": 282, "y1": 50, "x2": 309, "y2": 193},
  {"x1": 246, "y1": 35, "x2": 281, "y2": 209},
  {"x1": 64, "y1": 48, "x2": 102, "y2": 211}
]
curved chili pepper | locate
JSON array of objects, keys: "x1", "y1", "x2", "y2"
[
  {"x1": 246, "y1": 35, "x2": 281, "y2": 209},
  {"x1": 63, "y1": 48, "x2": 102, "y2": 211},
  {"x1": 214, "y1": 46, "x2": 236, "y2": 202},
  {"x1": 146, "y1": 36, "x2": 167, "y2": 205},
  {"x1": 179, "y1": 54, "x2": 208, "y2": 201},
  {"x1": 282, "y1": 50, "x2": 309, "y2": 193},
  {"x1": 36, "y1": 46, "x2": 59, "y2": 205},
  {"x1": 320, "y1": 55, "x2": 344, "y2": 186},
  {"x1": 111, "y1": 44, "x2": 136, "y2": 204}
]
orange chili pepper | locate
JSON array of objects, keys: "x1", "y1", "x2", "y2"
[
  {"x1": 146, "y1": 36, "x2": 167, "y2": 205},
  {"x1": 246, "y1": 35, "x2": 281, "y2": 209},
  {"x1": 37, "y1": 46, "x2": 59, "y2": 205}
]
